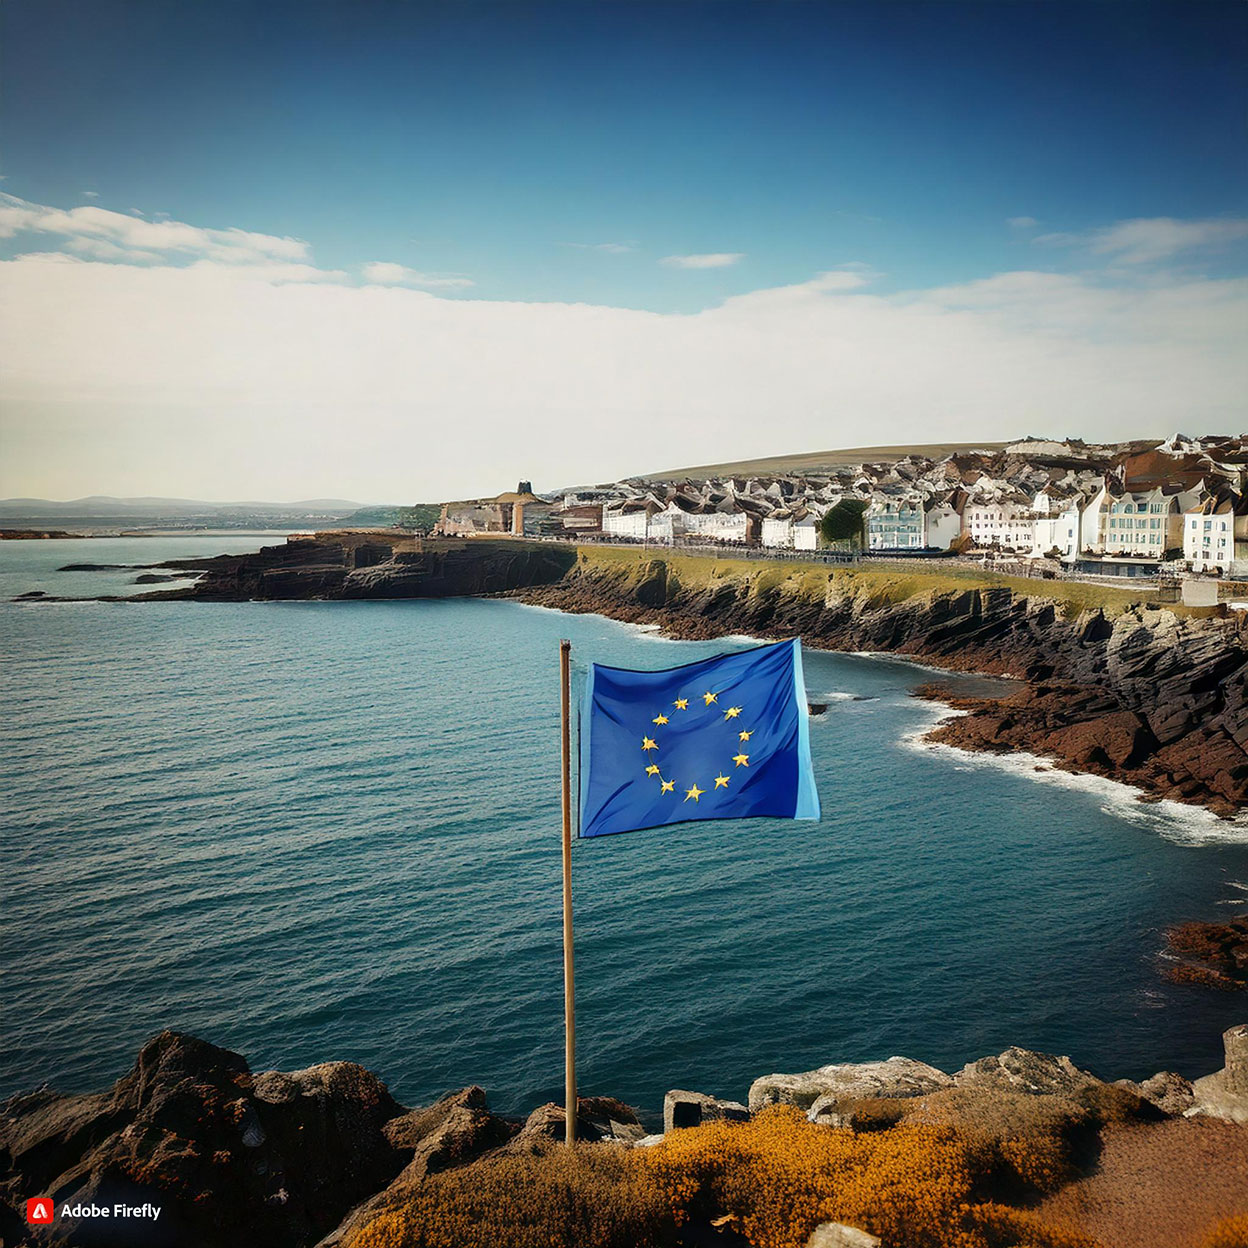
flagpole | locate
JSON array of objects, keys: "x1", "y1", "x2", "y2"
[{"x1": 559, "y1": 637, "x2": 577, "y2": 1145}]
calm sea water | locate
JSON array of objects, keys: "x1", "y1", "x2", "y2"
[{"x1": 2, "y1": 536, "x2": 1246, "y2": 1122}]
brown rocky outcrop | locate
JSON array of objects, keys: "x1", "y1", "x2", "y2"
[
  {"x1": 1162, "y1": 915, "x2": 1248, "y2": 991},
  {"x1": 518, "y1": 554, "x2": 1248, "y2": 818},
  {"x1": 0, "y1": 1031, "x2": 410, "y2": 1248},
  {"x1": 508, "y1": 1097, "x2": 647, "y2": 1148},
  {"x1": 138, "y1": 535, "x2": 577, "y2": 602}
]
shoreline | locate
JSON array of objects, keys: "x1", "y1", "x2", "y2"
[{"x1": 12, "y1": 532, "x2": 1248, "y2": 821}]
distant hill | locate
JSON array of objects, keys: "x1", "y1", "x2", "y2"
[
  {"x1": 0, "y1": 496, "x2": 362, "y2": 516},
  {"x1": 643, "y1": 441, "x2": 1012, "y2": 480}
]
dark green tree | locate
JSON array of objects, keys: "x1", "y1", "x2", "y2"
[{"x1": 820, "y1": 498, "x2": 868, "y2": 547}]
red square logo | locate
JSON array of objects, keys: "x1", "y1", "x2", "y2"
[{"x1": 27, "y1": 1197, "x2": 54, "y2": 1224}]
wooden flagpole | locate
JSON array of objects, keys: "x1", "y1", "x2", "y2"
[{"x1": 559, "y1": 638, "x2": 577, "y2": 1145}]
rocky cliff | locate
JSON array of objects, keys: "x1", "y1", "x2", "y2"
[
  {"x1": 516, "y1": 550, "x2": 1248, "y2": 818},
  {"x1": 144, "y1": 534, "x2": 577, "y2": 602}
]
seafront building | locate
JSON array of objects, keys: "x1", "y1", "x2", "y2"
[
  {"x1": 1184, "y1": 492, "x2": 1248, "y2": 575},
  {"x1": 431, "y1": 434, "x2": 1248, "y2": 578}
]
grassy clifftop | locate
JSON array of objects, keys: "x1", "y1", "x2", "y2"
[{"x1": 571, "y1": 546, "x2": 1160, "y2": 620}]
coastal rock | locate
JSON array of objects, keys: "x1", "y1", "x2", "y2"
[
  {"x1": 748, "y1": 1057, "x2": 953, "y2": 1117},
  {"x1": 510, "y1": 1097, "x2": 646, "y2": 1147},
  {"x1": 955, "y1": 1047, "x2": 1102, "y2": 1098},
  {"x1": 141, "y1": 535, "x2": 577, "y2": 603},
  {"x1": 1163, "y1": 915, "x2": 1248, "y2": 991},
  {"x1": 662, "y1": 1089, "x2": 749, "y2": 1133},
  {"x1": 1114, "y1": 1072, "x2": 1196, "y2": 1117},
  {"x1": 316, "y1": 1086, "x2": 518, "y2": 1248},
  {"x1": 1189, "y1": 1024, "x2": 1248, "y2": 1125},
  {"x1": 806, "y1": 1224, "x2": 881, "y2": 1248},
  {"x1": 0, "y1": 1030, "x2": 408, "y2": 1248}
]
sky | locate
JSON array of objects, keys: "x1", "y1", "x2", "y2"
[{"x1": 1, "y1": 0, "x2": 1245, "y2": 502}]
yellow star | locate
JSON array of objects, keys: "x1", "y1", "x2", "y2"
[
  {"x1": 739, "y1": 729, "x2": 753, "y2": 742},
  {"x1": 652, "y1": 714, "x2": 669, "y2": 725},
  {"x1": 660, "y1": 779, "x2": 675, "y2": 794},
  {"x1": 703, "y1": 691, "x2": 718, "y2": 705},
  {"x1": 645, "y1": 764, "x2": 660, "y2": 776},
  {"x1": 733, "y1": 752, "x2": 749, "y2": 767},
  {"x1": 724, "y1": 706, "x2": 742, "y2": 719},
  {"x1": 673, "y1": 698, "x2": 688, "y2": 710},
  {"x1": 714, "y1": 774, "x2": 730, "y2": 789},
  {"x1": 642, "y1": 737, "x2": 657, "y2": 752},
  {"x1": 685, "y1": 783, "x2": 704, "y2": 802}
]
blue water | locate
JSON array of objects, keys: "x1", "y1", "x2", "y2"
[{"x1": 2, "y1": 536, "x2": 1246, "y2": 1122}]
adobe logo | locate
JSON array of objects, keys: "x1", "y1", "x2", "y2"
[{"x1": 26, "y1": 1196, "x2": 54, "y2": 1224}]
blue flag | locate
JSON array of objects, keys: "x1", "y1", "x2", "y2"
[{"x1": 579, "y1": 638, "x2": 820, "y2": 838}]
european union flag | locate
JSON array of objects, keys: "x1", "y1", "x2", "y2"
[{"x1": 579, "y1": 638, "x2": 820, "y2": 838}]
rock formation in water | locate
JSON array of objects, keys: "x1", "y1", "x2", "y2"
[{"x1": 143, "y1": 534, "x2": 576, "y2": 602}]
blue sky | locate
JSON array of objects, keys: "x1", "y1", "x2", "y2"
[
  {"x1": 0, "y1": 1, "x2": 1245, "y2": 500},
  {"x1": 5, "y1": 0, "x2": 1245, "y2": 310}
]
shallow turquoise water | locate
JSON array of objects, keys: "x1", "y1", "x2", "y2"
[{"x1": 2, "y1": 537, "x2": 1246, "y2": 1120}]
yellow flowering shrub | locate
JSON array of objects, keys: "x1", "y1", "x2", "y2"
[
  {"x1": 898, "y1": 1089, "x2": 1095, "y2": 1195},
  {"x1": 347, "y1": 1107, "x2": 1106, "y2": 1248},
  {"x1": 347, "y1": 1141, "x2": 675, "y2": 1248},
  {"x1": 643, "y1": 1105, "x2": 1098, "y2": 1248},
  {"x1": 1200, "y1": 1213, "x2": 1248, "y2": 1248}
]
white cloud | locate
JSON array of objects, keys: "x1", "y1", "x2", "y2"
[
  {"x1": 660, "y1": 252, "x2": 744, "y2": 269},
  {"x1": 0, "y1": 193, "x2": 310, "y2": 265},
  {"x1": 361, "y1": 261, "x2": 474, "y2": 289},
  {"x1": 81, "y1": 191, "x2": 99, "y2": 199},
  {"x1": 2, "y1": 242, "x2": 1244, "y2": 502},
  {"x1": 564, "y1": 241, "x2": 635, "y2": 254},
  {"x1": 1007, "y1": 216, "x2": 1038, "y2": 229},
  {"x1": 1034, "y1": 216, "x2": 1248, "y2": 265}
]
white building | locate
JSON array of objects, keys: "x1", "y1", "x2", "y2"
[
  {"x1": 1032, "y1": 500, "x2": 1083, "y2": 560},
  {"x1": 1079, "y1": 483, "x2": 1110, "y2": 553},
  {"x1": 761, "y1": 508, "x2": 823, "y2": 551},
  {"x1": 682, "y1": 506, "x2": 749, "y2": 543},
  {"x1": 1184, "y1": 493, "x2": 1248, "y2": 574},
  {"x1": 962, "y1": 496, "x2": 1034, "y2": 552},
  {"x1": 923, "y1": 499, "x2": 962, "y2": 550},
  {"x1": 866, "y1": 499, "x2": 924, "y2": 550},
  {"x1": 793, "y1": 514, "x2": 819, "y2": 550},
  {"x1": 1103, "y1": 488, "x2": 1185, "y2": 559}
]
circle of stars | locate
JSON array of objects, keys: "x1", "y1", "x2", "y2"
[{"x1": 640, "y1": 688, "x2": 754, "y2": 804}]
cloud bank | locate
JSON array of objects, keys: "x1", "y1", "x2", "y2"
[{"x1": 0, "y1": 197, "x2": 1245, "y2": 502}]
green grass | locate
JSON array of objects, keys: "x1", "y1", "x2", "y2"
[{"x1": 573, "y1": 545, "x2": 1172, "y2": 618}]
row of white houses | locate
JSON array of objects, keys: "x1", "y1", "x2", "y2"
[
  {"x1": 861, "y1": 482, "x2": 1248, "y2": 572},
  {"x1": 598, "y1": 479, "x2": 1248, "y2": 573}
]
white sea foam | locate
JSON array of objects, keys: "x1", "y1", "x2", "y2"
[
  {"x1": 851, "y1": 649, "x2": 1021, "y2": 682},
  {"x1": 901, "y1": 700, "x2": 1248, "y2": 848},
  {"x1": 812, "y1": 690, "x2": 858, "y2": 702}
]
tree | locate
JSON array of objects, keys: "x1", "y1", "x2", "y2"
[{"x1": 820, "y1": 498, "x2": 868, "y2": 547}]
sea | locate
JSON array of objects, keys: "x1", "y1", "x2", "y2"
[{"x1": 2, "y1": 534, "x2": 1246, "y2": 1123}]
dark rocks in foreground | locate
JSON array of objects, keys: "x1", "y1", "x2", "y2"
[
  {"x1": 3, "y1": 1026, "x2": 1245, "y2": 1247},
  {"x1": 0, "y1": 1031, "x2": 520, "y2": 1248}
]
